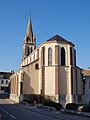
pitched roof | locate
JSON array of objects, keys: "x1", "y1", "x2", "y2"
[
  {"x1": 82, "y1": 70, "x2": 90, "y2": 76},
  {"x1": 0, "y1": 72, "x2": 12, "y2": 79},
  {"x1": 46, "y1": 34, "x2": 74, "y2": 46}
]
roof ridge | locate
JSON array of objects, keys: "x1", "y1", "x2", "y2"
[{"x1": 46, "y1": 34, "x2": 74, "y2": 46}]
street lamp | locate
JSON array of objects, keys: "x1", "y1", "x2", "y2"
[{"x1": 82, "y1": 75, "x2": 86, "y2": 95}]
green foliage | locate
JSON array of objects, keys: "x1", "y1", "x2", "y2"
[
  {"x1": 23, "y1": 94, "x2": 62, "y2": 110},
  {"x1": 66, "y1": 103, "x2": 78, "y2": 110},
  {"x1": 23, "y1": 94, "x2": 45, "y2": 104},
  {"x1": 43, "y1": 101, "x2": 62, "y2": 110},
  {"x1": 82, "y1": 105, "x2": 90, "y2": 112}
]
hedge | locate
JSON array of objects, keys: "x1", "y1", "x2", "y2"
[
  {"x1": 66, "y1": 103, "x2": 78, "y2": 110},
  {"x1": 82, "y1": 105, "x2": 90, "y2": 112},
  {"x1": 43, "y1": 102, "x2": 62, "y2": 111}
]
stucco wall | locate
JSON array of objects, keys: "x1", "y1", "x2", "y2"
[
  {"x1": 45, "y1": 67, "x2": 55, "y2": 95},
  {"x1": 23, "y1": 60, "x2": 39, "y2": 94},
  {"x1": 59, "y1": 66, "x2": 68, "y2": 95},
  {"x1": 76, "y1": 67, "x2": 83, "y2": 95}
]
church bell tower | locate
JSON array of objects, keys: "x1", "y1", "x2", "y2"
[{"x1": 22, "y1": 18, "x2": 36, "y2": 60}]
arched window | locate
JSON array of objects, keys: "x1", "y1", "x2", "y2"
[
  {"x1": 35, "y1": 63, "x2": 39, "y2": 69},
  {"x1": 48, "y1": 47, "x2": 52, "y2": 66},
  {"x1": 26, "y1": 37, "x2": 30, "y2": 43},
  {"x1": 61, "y1": 47, "x2": 65, "y2": 65},
  {"x1": 27, "y1": 46, "x2": 30, "y2": 56},
  {"x1": 30, "y1": 47, "x2": 33, "y2": 53},
  {"x1": 70, "y1": 47, "x2": 73, "y2": 65}
]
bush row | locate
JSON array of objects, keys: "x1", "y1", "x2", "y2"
[
  {"x1": 43, "y1": 102, "x2": 62, "y2": 111},
  {"x1": 22, "y1": 94, "x2": 90, "y2": 112},
  {"x1": 23, "y1": 94, "x2": 45, "y2": 104},
  {"x1": 66, "y1": 103, "x2": 78, "y2": 110},
  {"x1": 66, "y1": 103, "x2": 90, "y2": 112},
  {"x1": 82, "y1": 105, "x2": 90, "y2": 112},
  {"x1": 23, "y1": 94, "x2": 62, "y2": 110}
]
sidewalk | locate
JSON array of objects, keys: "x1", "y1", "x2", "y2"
[{"x1": 6, "y1": 99, "x2": 19, "y2": 104}]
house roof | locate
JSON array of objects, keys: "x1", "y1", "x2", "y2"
[
  {"x1": 82, "y1": 70, "x2": 90, "y2": 76},
  {"x1": 46, "y1": 34, "x2": 75, "y2": 46},
  {"x1": 0, "y1": 72, "x2": 12, "y2": 79}
]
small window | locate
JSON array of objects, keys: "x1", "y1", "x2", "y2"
[
  {"x1": 6, "y1": 80, "x2": 8, "y2": 84},
  {"x1": 30, "y1": 47, "x2": 33, "y2": 53},
  {"x1": 1, "y1": 80, "x2": 3, "y2": 84},
  {"x1": 26, "y1": 37, "x2": 30, "y2": 43},
  {"x1": 27, "y1": 46, "x2": 30, "y2": 56},
  {"x1": 35, "y1": 64, "x2": 39, "y2": 69}
]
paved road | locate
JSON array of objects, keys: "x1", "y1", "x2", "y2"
[
  {"x1": 0, "y1": 92, "x2": 9, "y2": 99},
  {"x1": 0, "y1": 98, "x2": 89, "y2": 120}
]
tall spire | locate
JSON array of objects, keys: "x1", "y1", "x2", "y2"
[
  {"x1": 26, "y1": 17, "x2": 33, "y2": 42},
  {"x1": 23, "y1": 17, "x2": 36, "y2": 60}
]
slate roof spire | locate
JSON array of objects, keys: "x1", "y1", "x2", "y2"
[
  {"x1": 46, "y1": 34, "x2": 75, "y2": 46},
  {"x1": 26, "y1": 17, "x2": 33, "y2": 42}
]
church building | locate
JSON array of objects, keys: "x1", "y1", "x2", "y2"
[{"x1": 10, "y1": 18, "x2": 83, "y2": 105}]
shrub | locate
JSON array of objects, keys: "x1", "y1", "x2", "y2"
[
  {"x1": 54, "y1": 103, "x2": 62, "y2": 111},
  {"x1": 82, "y1": 105, "x2": 90, "y2": 112},
  {"x1": 23, "y1": 94, "x2": 46, "y2": 104},
  {"x1": 66, "y1": 103, "x2": 78, "y2": 110},
  {"x1": 43, "y1": 102, "x2": 62, "y2": 110},
  {"x1": 23, "y1": 94, "x2": 39, "y2": 104}
]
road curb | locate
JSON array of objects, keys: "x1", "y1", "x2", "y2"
[{"x1": 62, "y1": 109, "x2": 90, "y2": 117}]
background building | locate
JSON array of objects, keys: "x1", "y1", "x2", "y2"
[
  {"x1": 0, "y1": 72, "x2": 12, "y2": 93},
  {"x1": 10, "y1": 19, "x2": 83, "y2": 105},
  {"x1": 82, "y1": 70, "x2": 90, "y2": 104}
]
